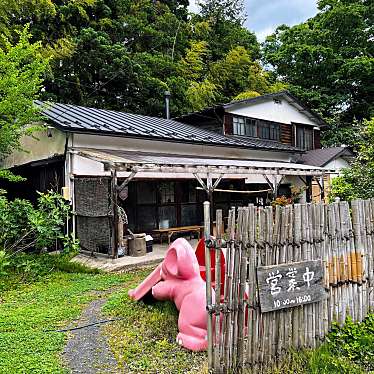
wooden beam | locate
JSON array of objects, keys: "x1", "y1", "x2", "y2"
[
  {"x1": 111, "y1": 169, "x2": 119, "y2": 259},
  {"x1": 111, "y1": 164, "x2": 329, "y2": 177},
  {"x1": 196, "y1": 187, "x2": 271, "y2": 194},
  {"x1": 212, "y1": 174, "x2": 224, "y2": 190},
  {"x1": 193, "y1": 173, "x2": 208, "y2": 191},
  {"x1": 117, "y1": 170, "x2": 137, "y2": 193}
]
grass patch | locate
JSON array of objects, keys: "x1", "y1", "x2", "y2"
[
  {"x1": 102, "y1": 275, "x2": 207, "y2": 373},
  {"x1": 269, "y1": 314, "x2": 374, "y2": 374},
  {"x1": 0, "y1": 254, "x2": 125, "y2": 373}
]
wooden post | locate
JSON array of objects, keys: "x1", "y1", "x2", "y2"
[
  {"x1": 111, "y1": 169, "x2": 119, "y2": 259},
  {"x1": 203, "y1": 201, "x2": 214, "y2": 371}
]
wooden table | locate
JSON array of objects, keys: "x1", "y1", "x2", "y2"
[{"x1": 152, "y1": 225, "x2": 204, "y2": 245}]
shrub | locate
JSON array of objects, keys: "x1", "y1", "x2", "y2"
[{"x1": 0, "y1": 190, "x2": 77, "y2": 255}]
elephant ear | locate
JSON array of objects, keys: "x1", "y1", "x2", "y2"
[{"x1": 162, "y1": 238, "x2": 198, "y2": 280}]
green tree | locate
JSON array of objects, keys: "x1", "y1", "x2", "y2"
[
  {"x1": 0, "y1": 28, "x2": 49, "y2": 181},
  {"x1": 263, "y1": 0, "x2": 374, "y2": 146},
  {"x1": 329, "y1": 118, "x2": 374, "y2": 201}
]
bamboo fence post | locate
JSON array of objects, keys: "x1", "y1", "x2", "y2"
[
  {"x1": 293, "y1": 204, "x2": 303, "y2": 348},
  {"x1": 256, "y1": 207, "x2": 266, "y2": 367},
  {"x1": 231, "y1": 208, "x2": 243, "y2": 370},
  {"x1": 363, "y1": 200, "x2": 373, "y2": 317},
  {"x1": 221, "y1": 209, "x2": 231, "y2": 368},
  {"x1": 300, "y1": 204, "x2": 310, "y2": 346},
  {"x1": 313, "y1": 203, "x2": 322, "y2": 343},
  {"x1": 320, "y1": 203, "x2": 329, "y2": 335},
  {"x1": 280, "y1": 206, "x2": 290, "y2": 354},
  {"x1": 237, "y1": 207, "x2": 249, "y2": 369},
  {"x1": 264, "y1": 206, "x2": 275, "y2": 365},
  {"x1": 272, "y1": 205, "x2": 282, "y2": 357},
  {"x1": 246, "y1": 204, "x2": 257, "y2": 368},
  {"x1": 349, "y1": 200, "x2": 359, "y2": 322},
  {"x1": 306, "y1": 204, "x2": 315, "y2": 348},
  {"x1": 351, "y1": 200, "x2": 363, "y2": 322},
  {"x1": 341, "y1": 202, "x2": 354, "y2": 320},
  {"x1": 285, "y1": 205, "x2": 294, "y2": 351},
  {"x1": 203, "y1": 201, "x2": 214, "y2": 370},
  {"x1": 334, "y1": 202, "x2": 345, "y2": 325},
  {"x1": 214, "y1": 209, "x2": 223, "y2": 373},
  {"x1": 327, "y1": 204, "x2": 339, "y2": 324},
  {"x1": 369, "y1": 200, "x2": 374, "y2": 311},
  {"x1": 224, "y1": 208, "x2": 236, "y2": 370}
]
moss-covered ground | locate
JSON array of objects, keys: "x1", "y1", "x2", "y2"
[
  {"x1": 0, "y1": 254, "x2": 207, "y2": 373},
  {"x1": 1, "y1": 253, "x2": 372, "y2": 374}
]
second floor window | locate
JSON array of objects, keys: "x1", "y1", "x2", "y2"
[
  {"x1": 232, "y1": 116, "x2": 280, "y2": 141},
  {"x1": 296, "y1": 126, "x2": 314, "y2": 150}
]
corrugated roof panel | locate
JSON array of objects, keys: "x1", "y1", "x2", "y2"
[{"x1": 36, "y1": 101, "x2": 302, "y2": 152}]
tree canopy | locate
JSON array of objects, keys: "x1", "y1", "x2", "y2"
[
  {"x1": 263, "y1": 0, "x2": 374, "y2": 146},
  {"x1": 0, "y1": 27, "x2": 49, "y2": 181},
  {"x1": 0, "y1": 0, "x2": 282, "y2": 117}
]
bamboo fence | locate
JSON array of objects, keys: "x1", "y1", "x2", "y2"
[{"x1": 204, "y1": 199, "x2": 374, "y2": 373}]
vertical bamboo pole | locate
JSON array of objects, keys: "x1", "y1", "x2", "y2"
[
  {"x1": 237, "y1": 207, "x2": 249, "y2": 369},
  {"x1": 214, "y1": 209, "x2": 223, "y2": 373},
  {"x1": 246, "y1": 205, "x2": 257, "y2": 368},
  {"x1": 349, "y1": 200, "x2": 359, "y2": 322},
  {"x1": 293, "y1": 204, "x2": 303, "y2": 348},
  {"x1": 203, "y1": 201, "x2": 214, "y2": 371},
  {"x1": 273, "y1": 205, "x2": 282, "y2": 357},
  {"x1": 265, "y1": 206, "x2": 275, "y2": 365},
  {"x1": 221, "y1": 208, "x2": 231, "y2": 366},
  {"x1": 231, "y1": 208, "x2": 243, "y2": 370},
  {"x1": 341, "y1": 202, "x2": 354, "y2": 320},
  {"x1": 351, "y1": 200, "x2": 363, "y2": 322},
  {"x1": 257, "y1": 207, "x2": 266, "y2": 367},
  {"x1": 320, "y1": 202, "x2": 329, "y2": 336},
  {"x1": 225, "y1": 207, "x2": 236, "y2": 370},
  {"x1": 369, "y1": 199, "x2": 374, "y2": 311},
  {"x1": 285, "y1": 205, "x2": 294, "y2": 351},
  {"x1": 334, "y1": 202, "x2": 345, "y2": 325}
]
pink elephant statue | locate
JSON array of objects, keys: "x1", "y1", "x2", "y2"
[{"x1": 129, "y1": 238, "x2": 214, "y2": 351}]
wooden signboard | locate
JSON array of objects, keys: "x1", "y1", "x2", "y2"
[{"x1": 256, "y1": 259, "x2": 327, "y2": 313}]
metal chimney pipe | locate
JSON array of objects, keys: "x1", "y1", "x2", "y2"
[{"x1": 164, "y1": 90, "x2": 171, "y2": 119}]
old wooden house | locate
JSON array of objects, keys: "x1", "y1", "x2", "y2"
[{"x1": 2, "y1": 91, "x2": 333, "y2": 257}]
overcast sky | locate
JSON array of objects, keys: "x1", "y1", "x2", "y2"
[{"x1": 189, "y1": 0, "x2": 318, "y2": 42}]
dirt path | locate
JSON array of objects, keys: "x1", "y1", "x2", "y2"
[{"x1": 62, "y1": 297, "x2": 119, "y2": 373}]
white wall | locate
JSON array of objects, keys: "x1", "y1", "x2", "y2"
[
  {"x1": 72, "y1": 133, "x2": 293, "y2": 162},
  {"x1": 325, "y1": 157, "x2": 351, "y2": 179},
  {"x1": 1, "y1": 128, "x2": 66, "y2": 169},
  {"x1": 70, "y1": 133, "x2": 294, "y2": 177},
  {"x1": 226, "y1": 99, "x2": 318, "y2": 126}
]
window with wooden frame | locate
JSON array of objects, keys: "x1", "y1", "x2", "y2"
[
  {"x1": 296, "y1": 126, "x2": 314, "y2": 150},
  {"x1": 232, "y1": 115, "x2": 280, "y2": 141}
]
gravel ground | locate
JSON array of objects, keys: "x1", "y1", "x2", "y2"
[{"x1": 62, "y1": 298, "x2": 119, "y2": 373}]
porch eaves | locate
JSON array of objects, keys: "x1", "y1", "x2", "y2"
[{"x1": 73, "y1": 148, "x2": 333, "y2": 177}]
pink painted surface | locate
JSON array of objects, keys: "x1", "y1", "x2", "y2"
[
  {"x1": 128, "y1": 263, "x2": 162, "y2": 301},
  {"x1": 129, "y1": 238, "x2": 214, "y2": 351}
]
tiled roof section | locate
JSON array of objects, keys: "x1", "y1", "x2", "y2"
[
  {"x1": 299, "y1": 147, "x2": 354, "y2": 167},
  {"x1": 36, "y1": 101, "x2": 301, "y2": 152}
]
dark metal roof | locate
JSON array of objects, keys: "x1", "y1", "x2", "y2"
[
  {"x1": 299, "y1": 147, "x2": 355, "y2": 167},
  {"x1": 36, "y1": 101, "x2": 301, "y2": 152},
  {"x1": 176, "y1": 90, "x2": 327, "y2": 127}
]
